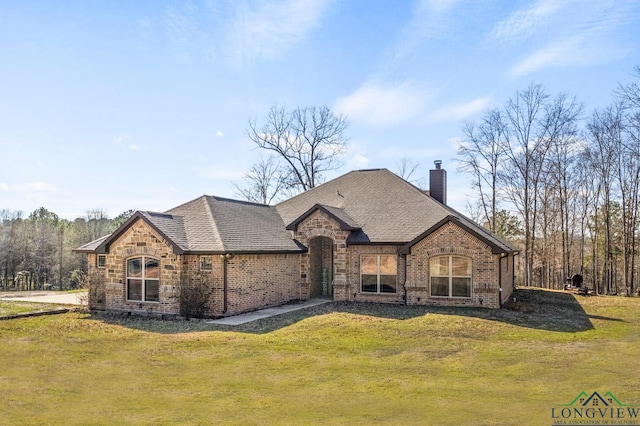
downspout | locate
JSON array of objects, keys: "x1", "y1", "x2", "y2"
[
  {"x1": 402, "y1": 254, "x2": 408, "y2": 305},
  {"x1": 498, "y1": 254, "x2": 504, "y2": 308},
  {"x1": 513, "y1": 252, "x2": 518, "y2": 292},
  {"x1": 222, "y1": 253, "x2": 233, "y2": 314}
]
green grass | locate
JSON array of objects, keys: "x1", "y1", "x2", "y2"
[
  {"x1": 1, "y1": 289, "x2": 639, "y2": 425},
  {"x1": 0, "y1": 300, "x2": 63, "y2": 317}
]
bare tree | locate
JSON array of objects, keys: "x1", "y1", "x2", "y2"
[
  {"x1": 234, "y1": 156, "x2": 288, "y2": 204},
  {"x1": 395, "y1": 157, "x2": 426, "y2": 188},
  {"x1": 500, "y1": 85, "x2": 581, "y2": 287},
  {"x1": 246, "y1": 105, "x2": 349, "y2": 194},
  {"x1": 457, "y1": 108, "x2": 508, "y2": 232},
  {"x1": 586, "y1": 103, "x2": 624, "y2": 294}
]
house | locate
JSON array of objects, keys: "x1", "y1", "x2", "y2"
[{"x1": 75, "y1": 163, "x2": 517, "y2": 317}]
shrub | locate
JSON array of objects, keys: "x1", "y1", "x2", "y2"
[{"x1": 179, "y1": 273, "x2": 210, "y2": 320}]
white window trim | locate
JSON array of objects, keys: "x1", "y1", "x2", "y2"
[
  {"x1": 97, "y1": 255, "x2": 106, "y2": 269},
  {"x1": 126, "y1": 256, "x2": 160, "y2": 303},
  {"x1": 360, "y1": 254, "x2": 397, "y2": 294},
  {"x1": 430, "y1": 255, "x2": 472, "y2": 298}
]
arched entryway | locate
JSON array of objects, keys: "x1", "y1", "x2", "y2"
[{"x1": 309, "y1": 236, "x2": 333, "y2": 297}]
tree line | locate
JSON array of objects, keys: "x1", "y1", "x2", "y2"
[
  {"x1": 0, "y1": 208, "x2": 133, "y2": 291},
  {"x1": 3, "y1": 68, "x2": 639, "y2": 296},
  {"x1": 458, "y1": 66, "x2": 640, "y2": 295}
]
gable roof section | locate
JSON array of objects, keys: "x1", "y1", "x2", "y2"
[
  {"x1": 398, "y1": 215, "x2": 517, "y2": 254},
  {"x1": 75, "y1": 234, "x2": 110, "y2": 253},
  {"x1": 79, "y1": 211, "x2": 188, "y2": 254},
  {"x1": 76, "y1": 168, "x2": 515, "y2": 255},
  {"x1": 166, "y1": 195, "x2": 303, "y2": 253},
  {"x1": 286, "y1": 204, "x2": 361, "y2": 231},
  {"x1": 277, "y1": 169, "x2": 453, "y2": 244},
  {"x1": 76, "y1": 196, "x2": 304, "y2": 255}
]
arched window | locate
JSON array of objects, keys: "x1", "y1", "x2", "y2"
[
  {"x1": 126, "y1": 257, "x2": 160, "y2": 302},
  {"x1": 430, "y1": 255, "x2": 472, "y2": 298}
]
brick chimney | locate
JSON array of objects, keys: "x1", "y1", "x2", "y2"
[{"x1": 429, "y1": 160, "x2": 447, "y2": 204}]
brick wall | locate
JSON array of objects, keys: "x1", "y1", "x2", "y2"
[
  {"x1": 293, "y1": 209, "x2": 350, "y2": 300},
  {"x1": 500, "y1": 253, "x2": 515, "y2": 304},
  {"x1": 405, "y1": 221, "x2": 501, "y2": 308},
  {"x1": 225, "y1": 253, "x2": 300, "y2": 315},
  {"x1": 86, "y1": 254, "x2": 105, "y2": 310},
  {"x1": 91, "y1": 219, "x2": 183, "y2": 315}
]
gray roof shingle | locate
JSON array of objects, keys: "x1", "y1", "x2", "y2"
[
  {"x1": 76, "y1": 168, "x2": 515, "y2": 255},
  {"x1": 166, "y1": 196, "x2": 302, "y2": 253},
  {"x1": 277, "y1": 168, "x2": 515, "y2": 251}
]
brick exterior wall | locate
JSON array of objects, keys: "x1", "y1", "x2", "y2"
[
  {"x1": 225, "y1": 253, "x2": 301, "y2": 315},
  {"x1": 89, "y1": 219, "x2": 183, "y2": 316},
  {"x1": 293, "y1": 210, "x2": 350, "y2": 301},
  {"x1": 499, "y1": 253, "x2": 515, "y2": 304},
  {"x1": 404, "y1": 221, "x2": 503, "y2": 308},
  {"x1": 88, "y1": 219, "x2": 303, "y2": 317},
  {"x1": 86, "y1": 212, "x2": 510, "y2": 317}
]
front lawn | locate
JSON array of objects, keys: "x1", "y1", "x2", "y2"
[
  {"x1": 1, "y1": 289, "x2": 639, "y2": 425},
  {"x1": 0, "y1": 300, "x2": 63, "y2": 318}
]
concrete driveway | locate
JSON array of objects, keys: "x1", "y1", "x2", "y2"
[{"x1": 0, "y1": 291, "x2": 87, "y2": 305}]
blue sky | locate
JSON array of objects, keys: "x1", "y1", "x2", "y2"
[{"x1": 1, "y1": 0, "x2": 639, "y2": 220}]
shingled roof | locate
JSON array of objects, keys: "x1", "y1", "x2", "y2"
[
  {"x1": 76, "y1": 197, "x2": 303, "y2": 254},
  {"x1": 165, "y1": 196, "x2": 303, "y2": 253},
  {"x1": 276, "y1": 168, "x2": 515, "y2": 251},
  {"x1": 76, "y1": 168, "x2": 515, "y2": 255}
]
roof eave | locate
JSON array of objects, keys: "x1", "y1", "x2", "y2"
[
  {"x1": 285, "y1": 204, "x2": 361, "y2": 232},
  {"x1": 94, "y1": 211, "x2": 186, "y2": 255},
  {"x1": 398, "y1": 215, "x2": 516, "y2": 255}
]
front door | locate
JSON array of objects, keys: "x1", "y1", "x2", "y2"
[{"x1": 309, "y1": 236, "x2": 333, "y2": 297}]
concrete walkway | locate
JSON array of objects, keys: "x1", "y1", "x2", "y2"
[
  {"x1": 208, "y1": 298, "x2": 331, "y2": 326},
  {"x1": 0, "y1": 291, "x2": 87, "y2": 305}
]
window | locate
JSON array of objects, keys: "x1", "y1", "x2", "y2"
[
  {"x1": 361, "y1": 255, "x2": 397, "y2": 293},
  {"x1": 199, "y1": 256, "x2": 213, "y2": 271},
  {"x1": 430, "y1": 255, "x2": 472, "y2": 298},
  {"x1": 97, "y1": 255, "x2": 106, "y2": 269},
  {"x1": 126, "y1": 256, "x2": 160, "y2": 302}
]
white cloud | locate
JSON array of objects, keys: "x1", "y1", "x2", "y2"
[
  {"x1": 165, "y1": 0, "x2": 199, "y2": 61},
  {"x1": 428, "y1": 97, "x2": 490, "y2": 122},
  {"x1": 492, "y1": 1, "x2": 639, "y2": 78},
  {"x1": 334, "y1": 81, "x2": 431, "y2": 128},
  {"x1": 22, "y1": 182, "x2": 52, "y2": 192},
  {"x1": 216, "y1": 131, "x2": 224, "y2": 137},
  {"x1": 488, "y1": 0, "x2": 566, "y2": 43},
  {"x1": 0, "y1": 183, "x2": 8, "y2": 191},
  {"x1": 347, "y1": 153, "x2": 371, "y2": 168},
  {"x1": 114, "y1": 133, "x2": 132, "y2": 144},
  {"x1": 227, "y1": 0, "x2": 334, "y2": 65},
  {"x1": 507, "y1": 34, "x2": 629, "y2": 79},
  {"x1": 197, "y1": 167, "x2": 245, "y2": 180},
  {"x1": 129, "y1": 144, "x2": 141, "y2": 151},
  {"x1": 137, "y1": 17, "x2": 154, "y2": 42},
  {"x1": 422, "y1": 0, "x2": 460, "y2": 15}
]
